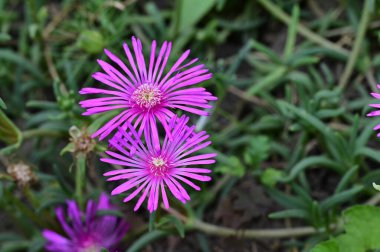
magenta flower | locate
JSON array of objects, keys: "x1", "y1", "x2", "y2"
[
  {"x1": 368, "y1": 88, "x2": 380, "y2": 136},
  {"x1": 79, "y1": 36, "x2": 216, "y2": 140},
  {"x1": 42, "y1": 193, "x2": 129, "y2": 252},
  {"x1": 101, "y1": 116, "x2": 216, "y2": 212}
]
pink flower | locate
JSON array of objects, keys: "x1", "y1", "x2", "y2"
[
  {"x1": 79, "y1": 37, "x2": 216, "y2": 140},
  {"x1": 367, "y1": 88, "x2": 380, "y2": 136},
  {"x1": 101, "y1": 116, "x2": 216, "y2": 212},
  {"x1": 42, "y1": 193, "x2": 129, "y2": 252}
]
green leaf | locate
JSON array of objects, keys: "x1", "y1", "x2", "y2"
[
  {"x1": 320, "y1": 185, "x2": 363, "y2": 212},
  {"x1": 60, "y1": 142, "x2": 74, "y2": 156},
  {"x1": 260, "y1": 168, "x2": 284, "y2": 187},
  {"x1": 268, "y1": 208, "x2": 309, "y2": 219},
  {"x1": 247, "y1": 66, "x2": 287, "y2": 95},
  {"x1": 311, "y1": 205, "x2": 380, "y2": 252},
  {"x1": 251, "y1": 39, "x2": 282, "y2": 63},
  {"x1": 174, "y1": 0, "x2": 216, "y2": 33},
  {"x1": 0, "y1": 97, "x2": 6, "y2": 109},
  {"x1": 215, "y1": 156, "x2": 245, "y2": 177},
  {"x1": 0, "y1": 50, "x2": 45, "y2": 82},
  {"x1": 0, "y1": 110, "x2": 22, "y2": 154},
  {"x1": 244, "y1": 135, "x2": 271, "y2": 168},
  {"x1": 0, "y1": 233, "x2": 22, "y2": 242},
  {"x1": 0, "y1": 240, "x2": 30, "y2": 252},
  {"x1": 283, "y1": 5, "x2": 299, "y2": 59},
  {"x1": 280, "y1": 156, "x2": 341, "y2": 183},
  {"x1": 266, "y1": 187, "x2": 308, "y2": 209},
  {"x1": 335, "y1": 165, "x2": 359, "y2": 193},
  {"x1": 126, "y1": 230, "x2": 169, "y2": 252},
  {"x1": 87, "y1": 111, "x2": 118, "y2": 135},
  {"x1": 312, "y1": 240, "x2": 340, "y2": 252},
  {"x1": 0, "y1": 33, "x2": 11, "y2": 42},
  {"x1": 77, "y1": 30, "x2": 105, "y2": 54},
  {"x1": 27, "y1": 236, "x2": 46, "y2": 252},
  {"x1": 165, "y1": 216, "x2": 185, "y2": 238}
]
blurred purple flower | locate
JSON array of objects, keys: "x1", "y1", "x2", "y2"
[
  {"x1": 101, "y1": 115, "x2": 216, "y2": 212},
  {"x1": 79, "y1": 36, "x2": 216, "y2": 140},
  {"x1": 43, "y1": 193, "x2": 129, "y2": 252}
]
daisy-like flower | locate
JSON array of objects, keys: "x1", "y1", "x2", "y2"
[
  {"x1": 42, "y1": 193, "x2": 129, "y2": 252},
  {"x1": 79, "y1": 36, "x2": 216, "y2": 140},
  {"x1": 101, "y1": 115, "x2": 216, "y2": 212}
]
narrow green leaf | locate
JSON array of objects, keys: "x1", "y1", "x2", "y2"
[
  {"x1": 268, "y1": 209, "x2": 309, "y2": 219},
  {"x1": 335, "y1": 165, "x2": 359, "y2": 193},
  {"x1": 0, "y1": 97, "x2": 6, "y2": 109},
  {"x1": 320, "y1": 185, "x2": 363, "y2": 212},
  {"x1": 0, "y1": 49, "x2": 45, "y2": 82},
  {"x1": 87, "y1": 111, "x2": 118, "y2": 135},
  {"x1": 174, "y1": 0, "x2": 215, "y2": 33},
  {"x1": 165, "y1": 216, "x2": 185, "y2": 238},
  {"x1": 0, "y1": 110, "x2": 22, "y2": 154},
  {"x1": 248, "y1": 66, "x2": 287, "y2": 95},
  {"x1": 226, "y1": 40, "x2": 253, "y2": 75},
  {"x1": 284, "y1": 5, "x2": 299, "y2": 59},
  {"x1": 281, "y1": 156, "x2": 341, "y2": 182},
  {"x1": 266, "y1": 187, "x2": 308, "y2": 209},
  {"x1": 126, "y1": 230, "x2": 169, "y2": 252}
]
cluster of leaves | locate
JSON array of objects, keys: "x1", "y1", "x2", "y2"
[
  {"x1": 1, "y1": 0, "x2": 380, "y2": 251},
  {"x1": 312, "y1": 205, "x2": 380, "y2": 252}
]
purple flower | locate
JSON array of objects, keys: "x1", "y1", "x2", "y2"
[
  {"x1": 101, "y1": 116, "x2": 216, "y2": 212},
  {"x1": 42, "y1": 193, "x2": 129, "y2": 252},
  {"x1": 368, "y1": 88, "x2": 380, "y2": 136},
  {"x1": 79, "y1": 36, "x2": 216, "y2": 140}
]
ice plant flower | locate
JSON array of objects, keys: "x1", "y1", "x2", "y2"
[
  {"x1": 368, "y1": 87, "x2": 380, "y2": 137},
  {"x1": 42, "y1": 193, "x2": 129, "y2": 252},
  {"x1": 79, "y1": 36, "x2": 216, "y2": 140},
  {"x1": 101, "y1": 116, "x2": 216, "y2": 212}
]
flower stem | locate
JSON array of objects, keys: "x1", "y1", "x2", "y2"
[
  {"x1": 338, "y1": 0, "x2": 372, "y2": 89},
  {"x1": 22, "y1": 129, "x2": 64, "y2": 139},
  {"x1": 75, "y1": 153, "x2": 86, "y2": 209},
  {"x1": 257, "y1": 0, "x2": 349, "y2": 56},
  {"x1": 164, "y1": 206, "x2": 340, "y2": 239}
]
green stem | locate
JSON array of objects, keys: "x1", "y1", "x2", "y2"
[
  {"x1": 338, "y1": 0, "x2": 371, "y2": 89},
  {"x1": 257, "y1": 0, "x2": 349, "y2": 56},
  {"x1": 75, "y1": 153, "x2": 86, "y2": 209},
  {"x1": 284, "y1": 5, "x2": 300, "y2": 60},
  {"x1": 22, "y1": 129, "x2": 64, "y2": 139},
  {"x1": 165, "y1": 206, "x2": 341, "y2": 239}
]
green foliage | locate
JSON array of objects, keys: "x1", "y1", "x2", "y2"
[
  {"x1": 243, "y1": 135, "x2": 271, "y2": 169},
  {"x1": 172, "y1": 0, "x2": 216, "y2": 35},
  {"x1": 0, "y1": 109, "x2": 22, "y2": 154},
  {"x1": 312, "y1": 205, "x2": 380, "y2": 252},
  {"x1": 260, "y1": 168, "x2": 284, "y2": 187},
  {"x1": 1, "y1": 0, "x2": 380, "y2": 251},
  {"x1": 77, "y1": 30, "x2": 106, "y2": 54}
]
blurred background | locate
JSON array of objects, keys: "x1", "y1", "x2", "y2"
[{"x1": 1, "y1": 0, "x2": 380, "y2": 251}]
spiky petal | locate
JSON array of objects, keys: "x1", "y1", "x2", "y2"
[
  {"x1": 42, "y1": 193, "x2": 129, "y2": 252},
  {"x1": 79, "y1": 37, "x2": 216, "y2": 140},
  {"x1": 101, "y1": 115, "x2": 216, "y2": 213}
]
